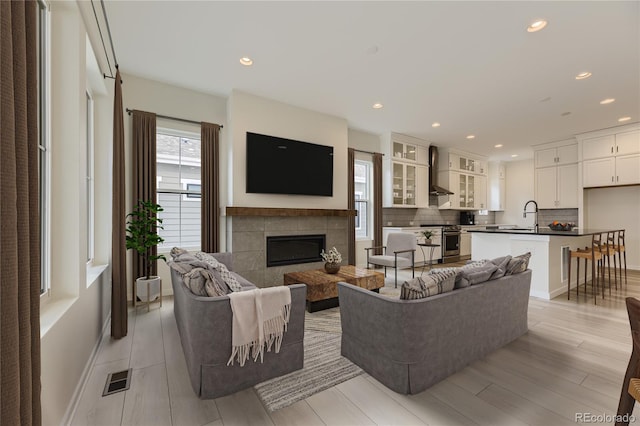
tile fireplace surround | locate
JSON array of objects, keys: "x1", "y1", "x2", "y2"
[{"x1": 227, "y1": 208, "x2": 350, "y2": 288}]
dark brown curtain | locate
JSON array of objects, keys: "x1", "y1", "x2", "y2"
[
  {"x1": 0, "y1": 1, "x2": 42, "y2": 423},
  {"x1": 111, "y1": 70, "x2": 127, "y2": 338},
  {"x1": 131, "y1": 111, "x2": 157, "y2": 300},
  {"x1": 347, "y1": 148, "x2": 356, "y2": 265},
  {"x1": 201, "y1": 122, "x2": 220, "y2": 253},
  {"x1": 373, "y1": 153, "x2": 383, "y2": 255}
]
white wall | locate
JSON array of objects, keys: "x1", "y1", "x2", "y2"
[
  {"x1": 40, "y1": 2, "x2": 112, "y2": 423},
  {"x1": 227, "y1": 90, "x2": 348, "y2": 209},
  {"x1": 494, "y1": 159, "x2": 535, "y2": 227},
  {"x1": 121, "y1": 74, "x2": 227, "y2": 296},
  {"x1": 584, "y1": 186, "x2": 640, "y2": 270}
]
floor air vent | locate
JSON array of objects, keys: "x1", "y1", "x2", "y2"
[{"x1": 102, "y1": 369, "x2": 132, "y2": 396}]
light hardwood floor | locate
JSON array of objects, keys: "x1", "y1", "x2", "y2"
[{"x1": 70, "y1": 268, "x2": 640, "y2": 426}]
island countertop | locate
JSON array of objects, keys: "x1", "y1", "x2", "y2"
[{"x1": 468, "y1": 228, "x2": 617, "y2": 237}]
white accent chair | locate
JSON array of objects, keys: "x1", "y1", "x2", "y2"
[{"x1": 365, "y1": 233, "x2": 416, "y2": 288}]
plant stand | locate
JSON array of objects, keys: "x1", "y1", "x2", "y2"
[{"x1": 134, "y1": 276, "x2": 162, "y2": 312}]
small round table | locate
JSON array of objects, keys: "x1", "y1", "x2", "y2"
[{"x1": 418, "y1": 243, "x2": 440, "y2": 274}]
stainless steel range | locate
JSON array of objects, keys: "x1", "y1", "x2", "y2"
[
  {"x1": 442, "y1": 225, "x2": 461, "y2": 263},
  {"x1": 420, "y1": 224, "x2": 461, "y2": 264}
]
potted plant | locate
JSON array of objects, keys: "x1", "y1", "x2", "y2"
[
  {"x1": 421, "y1": 230, "x2": 433, "y2": 245},
  {"x1": 126, "y1": 200, "x2": 167, "y2": 303}
]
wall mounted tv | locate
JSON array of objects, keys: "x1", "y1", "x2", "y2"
[{"x1": 246, "y1": 132, "x2": 334, "y2": 196}]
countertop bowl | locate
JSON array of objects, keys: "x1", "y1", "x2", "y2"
[{"x1": 548, "y1": 222, "x2": 575, "y2": 231}]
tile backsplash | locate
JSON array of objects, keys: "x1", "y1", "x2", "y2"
[
  {"x1": 383, "y1": 207, "x2": 495, "y2": 226},
  {"x1": 538, "y1": 209, "x2": 578, "y2": 226}
]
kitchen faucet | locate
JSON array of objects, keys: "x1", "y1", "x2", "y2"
[{"x1": 523, "y1": 200, "x2": 539, "y2": 232}]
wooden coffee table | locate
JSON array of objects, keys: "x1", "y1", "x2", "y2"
[{"x1": 284, "y1": 265, "x2": 384, "y2": 312}]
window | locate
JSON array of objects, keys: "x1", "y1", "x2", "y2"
[
  {"x1": 38, "y1": 0, "x2": 50, "y2": 295},
  {"x1": 355, "y1": 160, "x2": 372, "y2": 239},
  {"x1": 156, "y1": 129, "x2": 201, "y2": 250},
  {"x1": 85, "y1": 91, "x2": 94, "y2": 263}
]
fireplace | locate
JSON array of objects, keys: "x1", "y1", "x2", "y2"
[{"x1": 266, "y1": 234, "x2": 326, "y2": 267}]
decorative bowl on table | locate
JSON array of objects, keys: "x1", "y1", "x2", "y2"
[{"x1": 548, "y1": 222, "x2": 576, "y2": 231}]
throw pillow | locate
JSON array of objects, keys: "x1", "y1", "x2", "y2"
[
  {"x1": 489, "y1": 255, "x2": 512, "y2": 280},
  {"x1": 505, "y1": 258, "x2": 525, "y2": 275},
  {"x1": 427, "y1": 269, "x2": 457, "y2": 293},
  {"x1": 458, "y1": 263, "x2": 499, "y2": 287},
  {"x1": 194, "y1": 252, "x2": 243, "y2": 292},
  {"x1": 170, "y1": 247, "x2": 189, "y2": 259},
  {"x1": 400, "y1": 277, "x2": 428, "y2": 300},
  {"x1": 506, "y1": 252, "x2": 532, "y2": 275}
]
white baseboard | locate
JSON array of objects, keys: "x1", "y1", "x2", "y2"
[{"x1": 61, "y1": 314, "x2": 111, "y2": 426}]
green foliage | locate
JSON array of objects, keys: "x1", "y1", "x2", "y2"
[
  {"x1": 421, "y1": 230, "x2": 434, "y2": 240},
  {"x1": 126, "y1": 200, "x2": 166, "y2": 279}
]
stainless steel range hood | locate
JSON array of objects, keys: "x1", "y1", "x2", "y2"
[{"x1": 429, "y1": 145, "x2": 454, "y2": 195}]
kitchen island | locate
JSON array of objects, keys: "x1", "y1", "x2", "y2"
[{"x1": 468, "y1": 228, "x2": 613, "y2": 299}]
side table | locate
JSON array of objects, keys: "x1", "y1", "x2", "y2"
[{"x1": 418, "y1": 243, "x2": 440, "y2": 273}]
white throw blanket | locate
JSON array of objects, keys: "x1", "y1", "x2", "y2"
[{"x1": 227, "y1": 286, "x2": 291, "y2": 367}]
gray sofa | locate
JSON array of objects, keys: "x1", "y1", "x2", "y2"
[
  {"x1": 169, "y1": 252, "x2": 307, "y2": 399},
  {"x1": 337, "y1": 269, "x2": 532, "y2": 394}
]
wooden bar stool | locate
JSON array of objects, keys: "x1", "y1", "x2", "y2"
[
  {"x1": 600, "y1": 230, "x2": 619, "y2": 294},
  {"x1": 617, "y1": 229, "x2": 628, "y2": 286},
  {"x1": 568, "y1": 233, "x2": 604, "y2": 304}
]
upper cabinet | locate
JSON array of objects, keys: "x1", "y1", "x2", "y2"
[
  {"x1": 392, "y1": 140, "x2": 428, "y2": 164},
  {"x1": 437, "y1": 148, "x2": 488, "y2": 210},
  {"x1": 535, "y1": 144, "x2": 578, "y2": 168},
  {"x1": 533, "y1": 140, "x2": 579, "y2": 209},
  {"x1": 382, "y1": 132, "x2": 429, "y2": 208},
  {"x1": 440, "y1": 150, "x2": 487, "y2": 176},
  {"x1": 580, "y1": 128, "x2": 640, "y2": 188}
]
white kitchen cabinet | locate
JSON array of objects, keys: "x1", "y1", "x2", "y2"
[
  {"x1": 437, "y1": 170, "x2": 487, "y2": 210},
  {"x1": 583, "y1": 154, "x2": 640, "y2": 187},
  {"x1": 535, "y1": 163, "x2": 578, "y2": 208},
  {"x1": 384, "y1": 160, "x2": 429, "y2": 208},
  {"x1": 439, "y1": 149, "x2": 487, "y2": 175},
  {"x1": 583, "y1": 130, "x2": 640, "y2": 160},
  {"x1": 392, "y1": 141, "x2": 428, "y2": 164},
  {"x1": 488, "y1": 161, "x2": 506, "y2": 211},
  {"x1": 533, "y1": 140, "x2": 578, "y2": 209},
  {"x1": 460, "y1": 231, "x2": 471, "y2": 258},
  {"x1": 382, "y1": 132, "x2": 430, "y2": 208},
  {"x1": 474, "y1": 175, "x2": 487, "y2": 210},
  {"x1": 535, "y1": 143, "x2": 578, "y2": 168},
  {"x1": 582, "y1": 129, "x2": 640, "y2": 188}
]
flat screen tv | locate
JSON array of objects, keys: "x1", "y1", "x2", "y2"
[{"x1": 246, "y1": 132, "x2": 334, "y2": 196}]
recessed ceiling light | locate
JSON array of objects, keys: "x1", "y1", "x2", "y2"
[
  {"x1": 239, "y1": 57, "x2": 253, "y2": 66},
  {"x1": 466, "y1": 135, "x2": 475, "y2": 140},
  {"x1": 494, "y1": 144, "x2": 503, "y2": 148},
  {"x1": 372, "y1": 103, "x2": 383, "y2": 109},
  {"x1": 527, "y1": 19, "x2": 547, "y2": 32},
  {"x1": 511, "y1": 154, "x2": 519, "y2": 158},
  {"x1": 600, "y1": 98, "x2": 615, "y2": 105},
  {"x1": 618, "y1": 116, "x2": 632, "y2": 122},
  {"x1": 432, "y1": 122, "x2": 441, "y2": 128},
  {"x1": 575, "y1": 72, "x2": 592, "y2": 80}
]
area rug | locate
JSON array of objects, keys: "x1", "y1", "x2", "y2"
[{"x1": 253, "y1": 308, "x2": 363, "y2": 412}]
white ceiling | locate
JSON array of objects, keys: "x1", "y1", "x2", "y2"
[{"x1": 100, "y1": 1, "x2": 640, "y2": 160}]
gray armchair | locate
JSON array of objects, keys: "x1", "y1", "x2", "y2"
[{"x1": 365, "y1": 232, "x2": 416, "y2": 287}]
